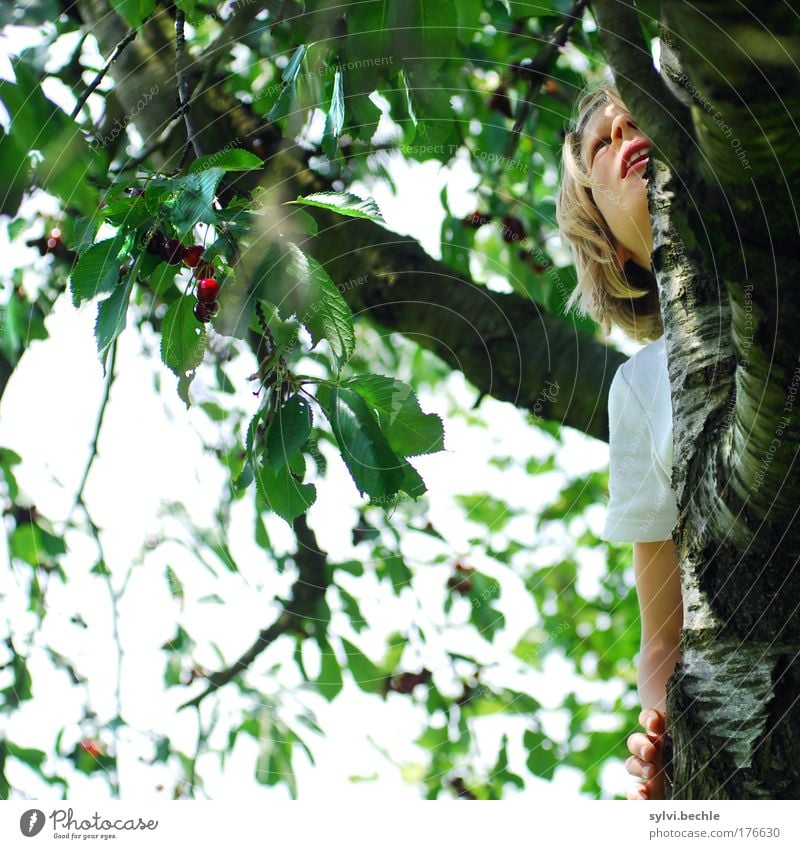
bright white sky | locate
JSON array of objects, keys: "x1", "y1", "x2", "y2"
[{"x1": 0, "y1": 23, "x2": 643, "y2": 802}]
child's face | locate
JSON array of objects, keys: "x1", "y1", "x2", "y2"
[{"x1": 579, "y1": 101, "x2": 653, "y2": 270}]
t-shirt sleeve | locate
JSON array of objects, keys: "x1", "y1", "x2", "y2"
[{"x1": 600, "y1": 366, "x2": 678, "y2": 543}]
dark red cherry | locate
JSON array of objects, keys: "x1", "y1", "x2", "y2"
[
  {"x1": 193, "y1": 301, "x2": 218, "y2": 323},
  {"x1": 146, "y1": 229, "x2": 165, "y2": 256},
  {"x1": 160, "y1": 238, "x2": 186, "y2": 265},
  {"x1": 183, "y1": 245, "x2": 204, "y2": 267}
]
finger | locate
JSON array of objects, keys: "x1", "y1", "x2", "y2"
[
  {"x1": 639, "y1": 708, "x2": 666, "y2": 735},
  {"x1": 626, "y1": 755, "x2": 657, "y2": 780},
  {"x1": 642, "y1": 774, "x2": 666, "y2": 801},
  {"x1": 627, "y1": 783, "x2": 647, "y2": 800},
  {"x1": 646, "y1": 711, "x2": 666, "y2": 736},
  {"x1": 627, "y1": 732, "x2": 656, "y2": 759}
]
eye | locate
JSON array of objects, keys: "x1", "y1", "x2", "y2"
[{"x1": 591, "y1": 136, "x2": 611, "y2": 165}]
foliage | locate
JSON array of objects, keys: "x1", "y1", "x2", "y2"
[{"x1": 0, "y1": 0, "x2": 641, "y2": 800}]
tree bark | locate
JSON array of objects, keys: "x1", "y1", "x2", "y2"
[
  {"x1": 70, "y1": 0, "x2": 624, "y2": 442},
  {"x1": 595, "y1": 0, "x2": 800, "y2": 798}
]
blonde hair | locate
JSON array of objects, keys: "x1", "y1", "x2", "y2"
[{"x1": 556, "y1": 83, "x2": 662, "y2": 342}]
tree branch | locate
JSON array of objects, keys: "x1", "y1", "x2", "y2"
[{"x1": 179, "y1": 513, "x2": 329, "y2": 710}]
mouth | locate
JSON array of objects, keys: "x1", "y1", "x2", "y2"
[{"x1": 621, "y1": 140, "x2": 652, "y2": 178}]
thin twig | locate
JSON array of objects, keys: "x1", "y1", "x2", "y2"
[
  {"x1": 192, "y1": 1, "x2": 287, "y2": 102},
  {"x1": 70, "y1": 339, "x2": 118, "y2": 516},
  {"x1": 70, "y1": 29, "x2": 138, "y2": 120},
  {"x1": 502, "y1": 0, "x2": 590, "y2": 160},
  {"x1": 175, "y1": 10, "x2": 203, "y2": 160}
]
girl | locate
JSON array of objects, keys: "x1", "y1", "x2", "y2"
[{"x1": 556, "y1": 84, "x2": 684, "y2": 801}]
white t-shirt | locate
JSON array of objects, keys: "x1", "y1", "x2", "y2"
[{"x1": 600, "y1": 335, "x2": 678, "y2": 542}]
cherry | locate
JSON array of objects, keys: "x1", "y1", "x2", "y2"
[
  {"x1": 390, "y1": 669, "x2": 432, "y2": 694},
  {"x1": 518, "y1": 250, "x2": 548, "y2": 273},
  {"x1": 160, "y1": 238, "x2": 186, "y2": 265},
  {"x1": 193, "y1": 301, "x2": 218, "y2": 324},
  {"x1": 197, "y1": 277, "x2": 220, "y2": 303},
  {"x1": 79, "y1": 740, "x2": 102, "y2": 757},
  {"x1": 46, "y1": 227, "x2": 63, "y2": 252},
  {"x1": 488, "y1": 85, "x2": 513, "y2": 118},
  {"x1": 145, "y1": 229, "x2": 165, "y2": 256},
  {"x1": 447, "y1": 574, "x2": 473, "y2": 595},
  {"x1": 461, "y1": 211, "x2": 491, "y2": 229},
  {"x1": 126, "y1": 187, "x2": 144, "y2": 197},
  {"x1": 502, "y1": 215, "x2": 526, "y2": 243},
  {"x1": 183, "y1": 245, "x2": 204, "y2": 267}
]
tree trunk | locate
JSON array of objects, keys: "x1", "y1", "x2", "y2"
[{"x1": 595, "y1": 0, "x2": 800, "y2": 798}]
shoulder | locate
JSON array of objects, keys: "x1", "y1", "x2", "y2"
[{"x1": 610, "y1": 336, "x2": 668, "y2": 420}]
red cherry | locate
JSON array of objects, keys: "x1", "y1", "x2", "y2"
[
  {"x1": 79, "y1": 740, "x2": 102, "y2": 757},
  {"x1": 197, "y1": 278, "x2": 220, "y2": 304},
  {"x1": 183, "y1": 245, "x2": 204, "y2": 267},
  {"x1": 160, "y1": 238, "x2": 186, "y2": 265},
  {"x1": 193, "y1": 301, "x2": 218, "y2": 323}
]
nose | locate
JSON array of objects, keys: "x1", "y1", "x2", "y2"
[{"x1": 611, "y1": 112, "x2": 640, "y2": 148}]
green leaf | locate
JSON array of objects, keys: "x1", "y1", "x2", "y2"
[
  {"x1": 524, "y1": 728, "x2": 561, "y2": 781},
  {"x1": 322, "y1": 69, "x2": 345, "y2": 160},
  {"x1": 382, "y1": 632, "x2": 407, "y2": 673},
  {"x1": 337, "y1": 584, "x2": 367, "y2": 633},
  {"x1": 315, "y1": 633, "x2": 343, "y2": 701},
  {"x1": 10, "y1": 524, "x2": 46, "y2": 566},
  {"x1": 265, "y1": 394, "x2": 313, "y2": 471},
  {"x1": 338, "y1": 374, "x2": 444, "y2": 457},
  {"x1": 0, "y1": 61, "x2": 104, "y2": 214},
  {"x1": 189, "y1": 149, "x2": 264, "y2": 174},
  {"x1": 110, "y1": 0, "x2": 155, "y2": 28},
  {"x1": 254, "y1": 459, "x2": 316, "y2": 525},
  {"x1": 171, "y1": 167, "x2": 225, "y2": 234},
  {"x1": 252, "y1": 245, "x2": 355, "y2": 369},
  {"x1": 0, "y1": 126, "x2": 30, "y2": 216},
  {"x1": 297, "y1": 252, "x2": 355, "y2": 368},
  {"x1": 70, "y1": 233, "x2": 129, "y2": 307},
  {"x1": 95, "y1": 277, "x2": 133, "y2": 374},
  {"x1": 160, "y1": 296, "x2": 207, "y2": 377},
  {"x1": 340, "y1": 637, "x2": 385, "y2": 694},
  {"x1": 289, "y1": 191, "x2": 384, "y2": 222},
  {"x1": 282, "y1": 44, "x2": 307, "y2": 83},
  {"x1": 321, "y1": 385, "x2": 407, "y2": 499}
]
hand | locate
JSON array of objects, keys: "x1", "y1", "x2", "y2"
[{"x1": 625, "y1": 708, "x2": 666, "y2": 800}]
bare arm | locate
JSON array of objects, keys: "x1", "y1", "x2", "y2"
[{"x1": 633, "y1": 539, "x2": 683, "y2": 713}]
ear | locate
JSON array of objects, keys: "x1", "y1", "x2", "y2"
[{"x1": 613, "y1": 241, "x2": 632, "y2": 271}]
